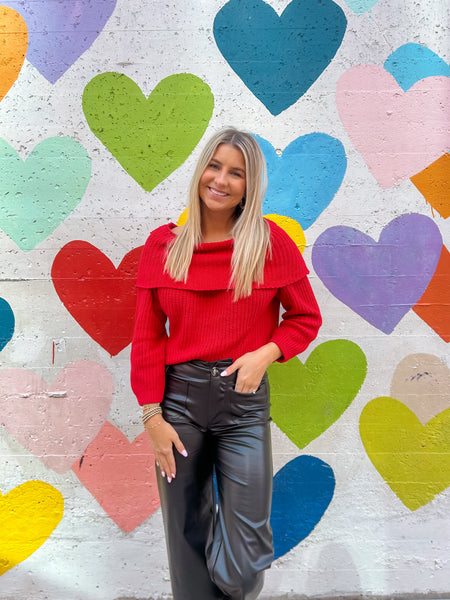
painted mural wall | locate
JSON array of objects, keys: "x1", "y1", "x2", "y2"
[{"x1": 0, "y1": 0, "x2": 449, "y2": 598}]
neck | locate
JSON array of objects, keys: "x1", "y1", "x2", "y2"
[{"x1": 201, "y1": 211, "x2": 236, "y2": 243}]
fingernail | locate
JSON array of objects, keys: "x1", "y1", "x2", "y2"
[
  {"x1": 171, "y1": 473, "x2": 176, "y2": 479},
  {"x1": 181, "y1": 449, "x2": 188, "y2": 457},
  {"x1": 161, "y1": 471, "x2": 165, "y2": 478},
  {"x1": 220, "y1": 370, "x2": 228, "y2": 376},
  {"x1": 156, "y1": 461, "x2": 159, "y2": 467},
  {"x1": 167, "y1": 476, "x2": 172, "y2": 483}
]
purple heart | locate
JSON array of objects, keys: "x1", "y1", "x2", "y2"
[
  {"x1": 312, "y1": 214, "x2": 443, "y2": 333},
  {"x1": 2, "y1": 0, "x2": 117, "y2": 83}
]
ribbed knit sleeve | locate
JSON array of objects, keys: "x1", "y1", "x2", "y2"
[
  {"x1": 270, "y1": 276, "x2": 322, "y2": 362},
  {"x1": 130, "y1": 288, "x2": 168, "y2": 405}
]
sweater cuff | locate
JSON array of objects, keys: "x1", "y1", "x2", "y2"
[{"x1": 269, "y1": 330, "x2": 308, "y2": 363}]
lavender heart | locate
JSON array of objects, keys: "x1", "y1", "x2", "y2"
[
  {"x1": 312, "y1": 214, "x2": 443, "y2": 333},
  {"x1": 2, "y1": 0, "x2": 117, "y2": 83}
]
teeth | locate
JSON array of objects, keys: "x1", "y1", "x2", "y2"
[{"x1": 210, "y1": 187, "x2": 227, "y2": 196}]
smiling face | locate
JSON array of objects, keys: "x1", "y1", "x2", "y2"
[{"x1": 198, "y1": 143, "x2": 247, "y2": 221}]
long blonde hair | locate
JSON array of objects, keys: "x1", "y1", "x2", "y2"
[{"x1": 165, "y1": 128, "x2": 270, "y2": 300}]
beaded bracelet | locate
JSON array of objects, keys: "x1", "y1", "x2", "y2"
[{"x1": 142, "y1": 405, "x2": 162, "y2": 425}]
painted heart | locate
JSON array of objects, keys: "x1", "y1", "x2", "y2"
[
  {"x1": 51, "y1": 242, "x2": 143, "y2": 355},
  {"x1": 0, "y1": 298, "x2": 14, "y2": 352},
  {"x1": 0, "y1": 6, "x2": 27, "y2": 101},
  {"x1": 72, "y1": 421, "x2": 160, "y2": 533},
  {"x1": 384, "y1": 43, "x2": 450, "y2": 91},
  {"x1": 269, "y1": 340, "x2": 367, "y2": 449},
  {"x1": 0, "y1": 361, "x2": 113, "y2": 473},
  {"x1": 1, "y1": 0, "x2": 116, "y2": 83},
  {"x1": 0, "y1": 481, "x2": 64, "y2": 575},
  {"x1": 336, "y1": 66, "x2": 450, "y2": 188},
  {"x1": 410, "y1": 154, "x2": 450, "y2": 219},
  {"x1": 312, "y1": 214, "x2": 443, "y2": 333},
  {"x1": 271, "y1": 456, "x2": 335, "y2": 559},
  {"x1": 264, "y1": 214, "x2": 305, "y2": 253},
  {"x1": 391, "y1": 354, "x2": 450, "y2": 425},
  {"x1": 360, "y1": 397, "x2": 450, "y2": 510},
  {"x1": 214, "y1": 0, "x2": 347, "y2": 116},
  {"x1": 413, "y1": 245, "x2": 450, "y2": 342},
  {"x1": 342, "y1": 0, "x2": 380, "y2": 14},
  {"x1": 0, "y1": 137, "x2": 91, "y2": 252},
  {"x1": 83, "y1": 72, "x2": 214, "y2": 191},
  {"x1": 257, "y1": 133, "x2": 347, "y2": 229}
]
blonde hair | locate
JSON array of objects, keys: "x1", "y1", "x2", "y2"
[{"x1": 165, "y1": 128, "x2": 270, "y2": 300}]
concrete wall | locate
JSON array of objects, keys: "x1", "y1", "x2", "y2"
[{"x1": 0, "y1": 0, "x2": 449, "y2": 598}]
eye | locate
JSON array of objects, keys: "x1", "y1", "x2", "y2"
[{"x1": 208, "y1": 162, "x2": 219, "y2": 169}]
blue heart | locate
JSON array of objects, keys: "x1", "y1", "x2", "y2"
[
  {"x1": 271, "y1": 456, "x2": 335, "y2": 559},
  {"x1": 0, "y1": 298, "x2": 15, "y2": 352},
  {"x1": 384, "y1": 43, "x2": 450, "y2": 91},
  {"x1": 214, "y1": 0, "x2": 347, "y2": 115},
  {"x1": 258, "y1": 133, "x2": 347, "y2": 229}
]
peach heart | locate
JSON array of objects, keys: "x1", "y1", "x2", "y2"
[
  {"x1": 390, "y1": 354, "x2": 450, "y2": 425},
  {"x1": 336, "y1": 65, "x2": 450, "y2": 189},
  {"x1": 0, "y1": 361, "x2": 113, "y2": 473},
  {"x1": 72, "y1": 421, "x2": 160, "y2": 532},
  {"x1": 0, "y1": 7, "x2": 28, "y2": 102}
]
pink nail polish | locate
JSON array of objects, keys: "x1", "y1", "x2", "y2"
[
  {"x1": 220, "y1": 370, "x2": 228, "y2": 377},
  {"x1": 181, "y1": 449, "x2": 188, "y2": 457}
]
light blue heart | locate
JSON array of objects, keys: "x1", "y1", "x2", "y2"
[
  {"x1": 0, "y1": 137, "x2": 91, "y2": 252},
  {"x1": 384, "y1": 43, "x2": 450, "y2": 91},
  {"x1": 214, "y1": 0, "x2": 347, "y2": 115},
  {"x1": 0, "y1": 298, "x2": 15, "y2": 352},
  {"x1": 258, "y1": 133, "x2": 347, "y2": 229},
  {"x1": 343, "y1": 0, "x2": 380, "y2": 15}
]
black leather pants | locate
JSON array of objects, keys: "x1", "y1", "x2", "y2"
[{"x1": 157, "y1": 359, "x2": 273, "y2": 600}]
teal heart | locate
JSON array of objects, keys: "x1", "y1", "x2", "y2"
[
  {"x1": 82, "y1": 72, "x2": 214, "y2": 191},
  {"x1": 384, "y1": 43, "x2": 450, "y2": 91},
  {"x1": 0, "y1": 298, "x2": 14, "y2": 351},
  {"x1": 269, "y1": 340, "x2": 367, "y2": 448},
  {"x1": 214, "y1": 0, "x2": 347, "y2": 115},
  {"x1": 0, "y1": 137, "x2": 91, "y2": 252}
]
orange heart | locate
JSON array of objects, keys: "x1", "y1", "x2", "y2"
[
  {"x1": 411, "y1": 153, "x2": 450, "y2": 219},
  {"x1": 0, "y1": 6, "x2": 28, "y2": 102}
]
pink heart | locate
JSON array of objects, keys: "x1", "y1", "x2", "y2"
[
  {"x1": 0, "y1": 361, "x2": 113, "y2": 473},
  {"x1": 72, "y1": 421, "x2": 160, "y2": 532},
  {"x1": 336, "y1": 65, "x2": 450, "y2": 189}
]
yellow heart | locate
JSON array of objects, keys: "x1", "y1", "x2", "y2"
[
  {"x1": 0, "y1": 481, "x2": 64, "y2": 575},
  {"x1": 177, "y1": 210, "x2": 306, "y2": 253},
  {"x1": 360, "y1": 397, "x2": 450, "y2": 511}
]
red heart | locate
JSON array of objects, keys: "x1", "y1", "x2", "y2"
[
  {"x1": 51, "y1": 241, "x2": 143, "y2": 355},
  {"x1": 72, "y1": 421, "x2": 160, "y2": 532}
]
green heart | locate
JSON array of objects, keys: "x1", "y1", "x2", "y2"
[
  {"x1": 360, "y1": 397, "x2": 450, "y2": 511},
  {"x1": 269, "y1": 339, "x2": 367, "y2": 448},
  {"x1": 0, "y1": 137, "x2": 91, "y2": 252},
  {"x1": 82, "y1": 72, "x2": 214, "y2": 192}
]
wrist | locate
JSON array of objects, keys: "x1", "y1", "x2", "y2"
[{"x1": 257, "y1": 342, "x2": 282, "y2": 366}]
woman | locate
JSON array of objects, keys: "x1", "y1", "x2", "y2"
[{"x1": 131, "y1": 128, "x2": 322, "y2": 600}]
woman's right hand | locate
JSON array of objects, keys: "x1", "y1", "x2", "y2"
[{"x1": 145, "y1": 416, "x2": 188, "y2": 483}]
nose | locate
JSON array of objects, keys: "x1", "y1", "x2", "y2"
[{"x1": 214, "y1": 168, "x2": 227, "y2": 187}]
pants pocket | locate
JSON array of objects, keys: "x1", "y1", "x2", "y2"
[{"x1": 162, "y1": 372, "x2": 189, "y2": 423}]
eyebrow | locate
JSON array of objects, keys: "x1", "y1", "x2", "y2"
[{"x1": 210, "y1": 157, "x2": 246, "y2": 174}]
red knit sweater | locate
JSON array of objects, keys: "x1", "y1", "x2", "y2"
[{"x1": 130, "y1": 220, "x2": 322, "y2": 405}]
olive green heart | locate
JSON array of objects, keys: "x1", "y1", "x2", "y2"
[
  {"x1": 82, "y1": 72, "x2": 214, "y2": 191},
  {"x1": 269, "y1": 339, "x2": 367, "y2": 448},
  {"x1": 360, "y1": 397, "x2": 450, "y2": 510}
]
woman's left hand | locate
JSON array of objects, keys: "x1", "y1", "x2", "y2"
[{"x1": 221, "y1": 342, "x2": 282, "y2": 393}]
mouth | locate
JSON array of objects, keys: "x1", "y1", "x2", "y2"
[{"x1": 208, "y1": 187, "x2": 228, "y2": 197}]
